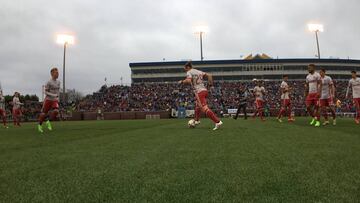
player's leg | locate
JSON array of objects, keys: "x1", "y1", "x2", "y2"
[
  {"x1": 313, "y1": 99, "x2": 321, "y2": 127},
  {"x1": 354, "y1": 99, "x2": 360, "y2": 124},
  {"x1": 0, "y1": 110, "x2": 7, "y2": 128},
  {"x1": 252, "y1": 101, "x2": 258, "y2": 119},
  {"x1": 199, "y1": 91, "x2": 222, "y2": 130},
  {"x1": 199, "y1": 91, "x2": 220, "y2": 123},
  {"x1": 12, "y1": 109, "x2": 17, "y2": 126},
  {"x1": 194, "y1": 93, "x2": 202, "y2": 123},
  {"x1": 254, "y1": 100, "x2": 261, "y2": 120},
  {"x1": 46, "y1": 101, "x2": 60, "y2": 130},
  {"x1": 328, "y1": 99, "x2": 336, "y2": 125},
  {"x1": 17, "y1": 110, "x2": 22, "y2": 126},
  {"x1": 194, "y1": 102, "x2": 201, "y2": 125},
  {"x1": 258, "y1": 101, "x2": 265, "y2": 121},
  {"x1": 243, "y1": 104, "x2": 247, "y2": 120},
  {"x1": 320, "y1": 99, "x2": 328, "y2": 125},
  {"x1": 287, "y1": 101, "x2": 294, "y2": 122},
  {"x1": 234, "y1": 103, "x2": 242, "y2": 120},
  {"x1": 277, "y1": 100, "x2": 285, "y2": 122},
  {"x1": 321, "y1": 107, "x2": 329, "y2": 126},
  {"x1": 306, "y1": 98, "x2": 314, "y2": 119},
  {"x1": 38, "y1": 100, "x2": 51, "y2": 133}
]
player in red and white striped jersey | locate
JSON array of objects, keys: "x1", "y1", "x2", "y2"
[
  {"x1": 12, "y1": 92, "x2": 23, "y2": 126},
  {"x1": 252, "y1": 80, "x2": 266, "y2": 121},
  {"x1": 319, "y1": 69, "x2": 336, "y2": 126},
  {"x1": 346, "y1": 70, "x2": 360, "y2": 124},
  {"x1": 38, "y1": 67, "x2": 61, "y2": 133},
  {"x1": 179, "y1": 61, "x2": 223, "y2": 131},
  {"x1": 305, "y1": 64, "x2": 321, "y2": 127},
  {"x1": 277, "y1": 75, "x2": 294, "y2": 123},
  {"x1": 0, "y1": 89, "x2": 8, "y2": 128}
]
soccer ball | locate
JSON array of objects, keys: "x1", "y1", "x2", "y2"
[{"x1": 188, "y1": 119, "x2": 196, "y2": 128}]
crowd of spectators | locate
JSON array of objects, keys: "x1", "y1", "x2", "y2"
[
  {"x1": 76, "y1": 80, "x2": 356, "y2": 115},
  {"x1": 2, "y1": 80, "x2": 355, "y2": 120}
]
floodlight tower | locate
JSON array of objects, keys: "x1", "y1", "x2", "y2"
[
  {"x1": 308, "y1": 24, "x2": 324, "y2": 59},
  {"x1": 56, "y1": 34, "x2": 75, "y2": 103},
  {"x1": 194, "y1": 26, "x2": 208, "y2": 61}
]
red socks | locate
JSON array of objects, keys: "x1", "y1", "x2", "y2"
[{"x1": 205, "y1": 109, "x2": 220, "y2": 123}]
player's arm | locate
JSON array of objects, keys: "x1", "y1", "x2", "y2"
[
  {"x1": 330, "y1": 82, "x2": 335, "y2": 100},
  {"x1": 304, "y1": 82, "x2": 309, "y2": 97},
  {"x1": 317, "y1": 79, "x2": 322, "y2": 96},
  {"x1": 203, "y1": 73, "x2": 213, "y2": 87},
  {"x1": 178, "y1": 78, "x2": 192, "y2": 85},
  {"x1": 346, "y1": 81, "x2": 351, "y2": 99}
]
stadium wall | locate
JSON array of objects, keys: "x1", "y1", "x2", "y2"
[{"x1": 69, "y1": 111, "x2": 171, "y2": 121}]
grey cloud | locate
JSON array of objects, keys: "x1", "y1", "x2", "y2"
[{"x1": 0, "y1": 0, "x2": 359, "y2": 96}]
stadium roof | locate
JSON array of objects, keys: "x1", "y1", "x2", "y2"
[{"x1": 129, "y1": 58, "x2": 360, "y2": 68}]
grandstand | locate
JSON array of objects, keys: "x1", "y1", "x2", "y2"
[{"x1": 129, "y1": 54, "x2": 360, "y2": 83}]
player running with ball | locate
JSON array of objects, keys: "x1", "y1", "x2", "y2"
[
  {"x1": 38, "y1": 67, "x2": 61, "y2": 133},
  {"x1": 179, "y1": 61, "x2": 223, "y2": 130}
]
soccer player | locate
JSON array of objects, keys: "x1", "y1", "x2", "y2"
[
  {"x1": 319, "y1": 69, "x2": 336, "y2": 125},
  {"x1": 38, "y1": 67, "x2": 61, "y2": 133},
  {"x1": 305, "y1": 64, "x2": 321, "y2": 127},
  {"x1": 12, "y1": 92, "x2": 23, "y2": 126},
  {"x1": 253, "y1": 80, "x2": 266, "y2": 121},
  {"x1": 234, "y1": 86, "x2": 250, "y2": 120},
  {"x1": 0, "y1": 89, "x2": 8, "y2": 128},
  {"x1": 346, "y1": 70, "x2": 360, "y2": 124},
  {"x1": 277, "y1": 75, "x2": 294, "y2": 123},
  {"x1": 178, "y1": 61, "x2": 223, "y2": 130}
]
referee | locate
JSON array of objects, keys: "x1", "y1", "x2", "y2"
[{"x1": 233, "y1": 86, "x2": 250, "y2": 120}]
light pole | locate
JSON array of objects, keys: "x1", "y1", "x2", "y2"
[
  {"x1": 195, "y1": 26, "x2": 208, "y2": 61},
  {"x1": 308, "y1": 24, "x2": 324, "y2": 59},
  {"x1": 56, "y1": 34, "x2": 74, "y2": 104}
]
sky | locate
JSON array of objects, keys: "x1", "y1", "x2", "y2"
[{"x1": 0, "y1": 0, "x2": 359, "y2": 97}]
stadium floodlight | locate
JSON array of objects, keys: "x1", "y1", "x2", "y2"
[
  {"x1": 56, "y1": 34, "x2": 75, "y2": 45},
  {"x1": 308, "y1": 24, "x2": 324, "y2": 59},
  {"x1": 194, "y1": 26, "x2": 209, "y2": 61},
  {"x1": 56, "y1": 34, "x2": 75, "y2": 104}
]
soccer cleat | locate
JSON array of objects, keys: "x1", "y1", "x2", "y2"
[
  {"x1": 194, "y1": 121, "x2": 201, "y2": 125},
  {"x1": 288, "y1": 118, "x2": 295, "y2": 123},
  {"x1": 277, "y1": 118, "x2": 283, "y2": 123},
  {"x1": 314, "y1": 121, "x2": 321, "y2": 127},
  {"x1": 310, "y1": 118, "x2": 316, "y2": 125},
  {"x1": 355, "y1": 119, "x2": 360, "y2": 125},
  {"x1": 3, "y1": 125, "x2": 9, "y2": 129},
  {"x1": 46, "y1": 120, "x2": 52, "y2": 131},
  {"x1": 323, "y1": 121, "x2": 330, "y2": 126},
  {"x1": 213, "y1": 121, "x2": 223, "y2": 131},
  {"x1": 333, "y1": 119, "x2": 337, "y2": 126},
  {"x1": 38, "y1": 124, "x2": 44, "y2": 133}
]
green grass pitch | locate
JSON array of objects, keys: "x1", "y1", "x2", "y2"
[{"x1": 0, "y1": 118, "x2": 359, "y2": 202}]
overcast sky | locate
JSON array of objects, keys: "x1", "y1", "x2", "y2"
[{"x1": 0, "y1": 0, "x2": 359, "y2": 97}]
